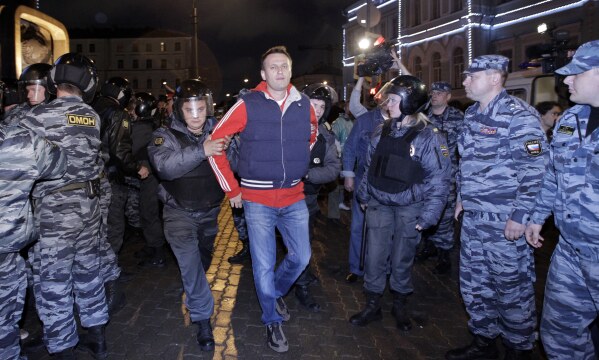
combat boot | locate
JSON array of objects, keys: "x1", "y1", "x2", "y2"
[
  {"x1": 415, "y1": 240, "x2": 437, "y2": 262},
  {"x1": 195, "y1": 319, "x2": 215, "y2": 352},
  {"x1": 433, "y1": 249, "x2": 451, "y2": 275},
  {"x1": 105, "y1": 280, "x2": 126, "y2": 315},
  {"x1": 445, "y1": 334, "x2": 498, "y2": 360},
  {"x1": 52, "y1": 347, "x2": 76, "y2": 359},
  {"x1": 78, "y1": 325, "x2": 107, "y2": 360},
  {"x1": 504, "y1": 348, "x2": 532, "y2": 360},
  {"x1": 138, "y1": 246, "x2": 166, "y2": 268},
  {"x1": 228, "y1": 241, "x2": 250, "y2": 264},
  {"x1": 349, "y1": 291, "x2": 382, "y2": 326},
  {"x1": 295, "y1": 285, "x2": 321, "y2": 312},
  {"x1": 391, "y1": 291, "x2": 412, "y2": 331}
]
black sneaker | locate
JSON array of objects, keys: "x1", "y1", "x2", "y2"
[
  {"x1": 275, "y1": 297, "x2": 290, "y2": 321},
  {"x1": 266, "y1": 323, "x2": 288, "y2": 353}
]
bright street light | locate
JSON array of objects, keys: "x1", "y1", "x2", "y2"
[
  {"x1": 358, "y1": 38, "x2": 371, "y2": 50},
  {"x1": 243, "y1": 78, "x2": 249, "y2": 83},
  {"x1": 538, "y1": 23, "x2": 548, "y2": 34}
]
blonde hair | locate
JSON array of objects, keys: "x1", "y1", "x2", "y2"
[{"x1": 402, "y1": 112, "x2": 430, "y2": 128}]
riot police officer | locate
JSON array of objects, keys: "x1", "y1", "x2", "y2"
[
  {"x1": 351, "y1": 76, "x2": 451, "y2": 331},
  {"x1": 20, "y1": 53, "x2": 109, "y2": 359},
  {"x1": 131, "y1": 92, "x2": 167, "y2": 267},
  {"x1": 147, "y1": 79, "x2": 229, "y2": 351},
  {"x1": 2, "y1": 64, "x2": 52, "y2": 127},
  {"x1": 293, "y1": 83, "x2": 341, "y2": 312}
]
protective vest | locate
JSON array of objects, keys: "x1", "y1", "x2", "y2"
[
  {"x1": 238, "y1": 91, "x2": 311, "y2": 189},
  {"x1": 367, "y1": 122, "x2": 425, "y2": 193},
  {"x1": 161, "y1": 129, "x2": 224, "y2": 210},
  {"x1": 303, "y1": 133, "x2": 326, "y2": 195}
]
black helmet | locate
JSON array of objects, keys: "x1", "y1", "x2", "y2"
[
  {"x1": 301, "y1": 83, "x2": 338, "y2": 122},
  {"x1": 100, "y1": 77, "x2": 132, "y2": 108},
  {"x1": 48, "y1": 53, "x2": 99, "y2": 104},
  {"x1": 18, "y1": 63, "x2": 53, "y2": 104},
  {"x1": 133, "y1": 92, "x2": 156, "y2": 118},
  {"x1": 2, "y1": 79, "x2": 22, "y2": 107},
  {"x1": 381, "y1": 75, "x2": 428, "y2": 115},
  {"x1": 174, "y1": 79, "x2": 214, "y2": 121}
]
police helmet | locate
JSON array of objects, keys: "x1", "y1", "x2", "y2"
[
  {"x1": 2, "y1": 79, "x2": 22, "y2": 108},
  {"x1": 100, "y1": 77, "x2": 132, "y2": 108},
  {"x1": 173, "y1": 79, "x2": 214, "y2": 121},
  {"x1": 133, "y1": 92, "x2": 157, "y2": 118},
  {"x1": 301, "y1": 83, "x2": 338, "y2": 122},
  {"x1": 18, "y1": 63, "x2": 53, "y2": 104},
  {"x1": 381, "y1": 75, "x2": 428, "y2": 116},
  {"x1": 47, "y1": 53, "x2": 99, "y2": 104}
]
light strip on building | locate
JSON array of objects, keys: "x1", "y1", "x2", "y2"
[
  {"x1": 488, "y1": 0, "x2": 589, "y2": 29},
  {"x1": 398, "y1": 27, "x2": 467, "y2": 48},
  {"x1": 397, "y1": 0, "x2": 402, "y2": 69},
  {"x1": 348, "y1": 3, "x2": 367, "y2": 14},
  {"x1": 467, "y1": 0, "x2": 473, "y2": 65},
  {"x1": 348, "y1": 16, "x2": 357, "y2": 22},
  {"x1": 495, "y1": 0, "x2": 554, "y2": 17},
  {"x1": 399, "y1": 19, "x2": 460, "y2": 40},
  {"x1": 377, "y1": 0, "x2": 396, "y2": 9}
]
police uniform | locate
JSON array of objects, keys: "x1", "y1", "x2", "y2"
[
  {"x1": 0, "y1": 125, "x2": 66, "y2": 360},
  {"x1": 20, "y1": 96, "x2": 108, "y2": 354},
  {"x1": 148, "y1": 115, "x2": 224, "y2": 323},
  {"x1": 456, "y1": 56, "x2": 548, "y2": 351},
  {"x1": 341, "y1": 108, "x2": 386, "y2": 277},
  {"x1": 296, "y1": 122, "x2": 341, "y2": 288},
  {"x1": 529, "y1": 40, "x2": 599, "y2": 359},
  {"x1": 424, "y1": 82, "x2": 464, "y2": 252},
  {"x1": 357, "y1": 119, "x2": 451, "y2": 296},
  {"x1": 1, "y1": 103, "x2": 31, "y2": 128}
]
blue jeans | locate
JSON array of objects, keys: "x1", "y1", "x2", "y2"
[{"x1": 243, "y1": 200, "x2": 311, "y2": 325}]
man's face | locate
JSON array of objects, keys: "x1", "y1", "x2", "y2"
[
  {"x1": 541, "y1": 106, "x2": 562, "y2": 130},
  {"x1": 462, "y1": 71, "x2": 494, "y2": 102},
  {"x1": 430, "y1": 90, "x2": 450, "y2": 107},
  {"x1": 563, "y1": 68, "x2": 599, "y2": 106},
  {"x1": 261, "y1": 53, "x2": 292, "y2": 93},
  {"x1": 182, "y1": 99, "x2": 207, "y2": 132},
  {"x1": 310, "y1": 99, "x2": 326, "y2": 121},
  {"x1": 27, "y1": 84, "x2": 46, "y2": 106}
]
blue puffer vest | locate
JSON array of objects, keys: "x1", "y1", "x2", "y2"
[{"x1": 238, "y1": 90, "x2": 311, "y2": 189}]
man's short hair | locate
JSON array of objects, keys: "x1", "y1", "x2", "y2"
[
  {"x1": 261, "y1": 46, "x2": 292, "y2": 69},
  {"x1": 57, "y1": 83, "x2": 83, "y2": 97},
  {"x1": 535, "y1": 101, "x2": 560, "y2": 116}
]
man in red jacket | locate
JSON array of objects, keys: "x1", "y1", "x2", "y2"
[{"x1": 209, "y1": 46, "x2": 317, "y2": 353}]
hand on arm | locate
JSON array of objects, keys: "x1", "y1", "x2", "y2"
[
  {"x1": 504, "y1": 219, "x2": 526, "y2": 241},
  {"x1": 525, "y1": 223, "x2": 544, "y2": 248}
]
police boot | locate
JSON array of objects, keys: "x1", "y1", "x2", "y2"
[
  {"x1": 445, "y1": 334, "x2": 498, "y2": 360},
  {"x1": 349, "y1": 291, "x2": 382, "y2": 327},
  {"x1": 194, "y1": 319, "x2": 215, "y2": 352},
  {"x1": 105, "y1": 280, "x2": 126, "y2": 316},
  {"x1": 78, "y1": 325, "x2": 107, "y2": 360},
  {"x1": 295, "y1": 285, "x2": 321, "y2": 312},
  {"x1": 503, "y1": 348, "x2": 532, "y2": 360},
  {"x1": 391, "y1": 291, "x2": 412, "y2": 331},
  {"x1": 138, "y1": 246, "x2": 166, "y2": 268},
  {"x1": 52, "y1": 347, "x2": 76, "y2": 359},
  {"x1": 415, "y1": 240, "x2": 437, "y2": 262},
  {"x1": 433, "y1": 249, "x2": 451, "y2": 275},
  {"x1": 228, "y1": 241, "x2": 250, "y2": 264}
]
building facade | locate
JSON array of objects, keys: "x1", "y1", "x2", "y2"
[
  {"x1": 70, "y1": 28, "x2": 222, "y2": 99},
  {"x1": 342, "y1": 0, "x2": 599, "y2": 104}
]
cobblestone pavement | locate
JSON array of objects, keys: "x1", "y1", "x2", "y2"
[{"x1": 23, "y1": 200, "x2": 557, "y2": 359}]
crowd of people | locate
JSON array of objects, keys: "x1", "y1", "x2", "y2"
[{"x1": 1, "y1": 39, "x2": 599, "y2": 360}]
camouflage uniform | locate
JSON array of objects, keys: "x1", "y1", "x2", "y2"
[
  {"x1": 125, "y1": 176, "x2": 141, "y2": 228},
  {"x1": 457, "y1": 87, "x2": 547, "y2": 350},
  {"x1": 1, "y1": 103, "x2": 31, "y2": 128},
  {"x1": 98, "y1": 175, "x2": 121, "y2": 282},
  {"x1": 529, "y1": 40, "x2": 599, "y2": 359},
  {"x1": 424, "y1": 93, "x2": 463, "y2": 251},
  {"x1": 21, "y1": 96, "x2": 109, "y2": 354},
  {"x1": 0, "y1": 126, "x2": 66, "y2": 360}
]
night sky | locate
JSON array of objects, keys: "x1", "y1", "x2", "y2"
[{"x1": 39, "y1": 0, "x2": 355, "y2": 97}]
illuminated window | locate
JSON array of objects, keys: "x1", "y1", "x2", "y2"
[
  {"x1": 432, "y1": 52, "x2": 441, "y2": 82},
  {"x1": 160, "y1": 42, "x2": 166, "y2": 52},
  {"x1": 432, "y1": 0, "x2": 440, "y2": 19},
  {"x1": 414, "y1": 56, "x2": 423, "y2": 80},
  {"x1": 453, "y1": 47, "x2": 464, "y2": 89}
]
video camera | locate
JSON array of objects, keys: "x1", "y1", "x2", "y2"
[{"x1": 356, "y1": 40, "x2": 394, "y2": 77}]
